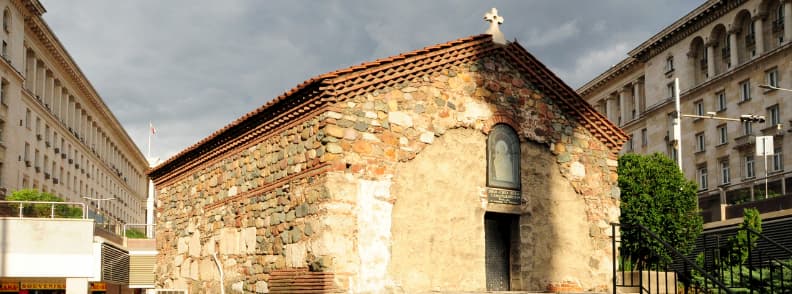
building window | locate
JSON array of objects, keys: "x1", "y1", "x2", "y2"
[
  {"x1": 665, "y1": 56, "x2": 675, "y2": 73},
  {"x1": 695, "y1": 132, "x2": 705, "y2": 152},
  {"x1": 487, "y1": 124, "x2": 521, "y2": 191},
  {"x1": 772, "y1": 148, "x2": 783, "y2": 172},
  {"x1": 694, "y1": 100, "x2": 704, "y2": 116},
  {"x1": 697, "y1": 166, "x2": 708, "y2": 190},
  {"x1": 2, "y1": 8, "x2": 9, "y2": 33},
  {"x1": 641, "y1": 128, "x2": 648, "y2": 146},
  {"x1": 24, "y1": 142, "x2": 30, "y2": 164},
  {"x1": 768, "y1": 104, "x2": 781, "y2": 127},
  {"x1": 720, "y1": 159, "x2": 731, "y2": 185},
  {"x1": 766, "y1": 68, "x2": 779, "y2": 88},
  {"x1": 716, "y1": 91, "x2": 726, "y2": 111},
  {"x1": 744, "y1": 155, "x2": 755, "y2": 178},
  {"x1": 2, "y1": 41, "x2": 6, "y2": 60},
  {"x1": 627, "y1": 134, "x2": 634, "y2": 152},
  {"x1": 743, "y1": 120, "x2": 753, "y2": 136},
  {"x1": 0, "y1": 79, "x2": 6, "y2": 106},
  {"x1": 717, "y1": 124, "x2": 728, "y2": 145},
  {"x1": 667, "y1": 82, "x2": 675, "y2": 99},
  {"x1": 25, "y1": 108, "x2": 31, "y2": 129},
  {"x1": 739, "y1": 80, "x2": 751, "y2": 102}
]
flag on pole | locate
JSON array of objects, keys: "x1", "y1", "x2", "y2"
[{"x1": 149, "y1": 122, "x2": 157, "y2": 135}]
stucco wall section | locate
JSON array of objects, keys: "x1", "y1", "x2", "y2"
[{"x1": 389, "y1": 128, "x2": 487, "y2": 292}]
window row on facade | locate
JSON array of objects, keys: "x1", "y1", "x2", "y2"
[{"x1": 22, "y1": 48, "x2": 144, "y2": 194}]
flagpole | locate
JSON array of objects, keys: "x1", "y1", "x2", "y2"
[{"x1": 147, "y1": 121, "x2": 152, "y2": 159}]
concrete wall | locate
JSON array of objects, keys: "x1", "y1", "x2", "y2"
[{"x1": 0, "y1": 217, "x2": 94, "y2": 277}]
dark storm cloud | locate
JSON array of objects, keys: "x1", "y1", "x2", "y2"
[{"x1": 39, "y1": 0, "x2": 703, "y2": 160}]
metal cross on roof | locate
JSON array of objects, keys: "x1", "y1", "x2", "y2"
[{"x1": 483, "y1": 8, "x2": 506, "y2": 45}]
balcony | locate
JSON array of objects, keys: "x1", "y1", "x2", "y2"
[
  {"x1": 36, "y1": 134, "x2": 42, "y2": 141},
  {"x1": 44, "y1": 172, "x2": 50, "y2": 179},
  {"x1": 54, "y1": 147, "x2": 60, "y2": 154},
  {"x1": 733, "y1": 134, "x2": 756, "y2": 151}
]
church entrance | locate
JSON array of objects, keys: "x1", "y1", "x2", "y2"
[{"x1": 484, "y1": 212, "x2": 516, "y2": 291}]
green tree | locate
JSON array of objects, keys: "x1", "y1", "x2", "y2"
[
  {"x1": 726, "y1": 208, "x2": 762, "y2": 266},
  {"x1": 6, "y1": 189, "x2": 83, "y2": 218},
  {"x1": 618, "y1": 153, "x2": 703, "y2": 267}
]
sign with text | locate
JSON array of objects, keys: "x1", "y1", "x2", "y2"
[
  {"x1": 487, "y1": 188, "x2": 521, "y2": 205},
  {"x1": 756, "y1": 136, "x2": 774, "y2": 156},
  {"x1": 0, "y1": 281, "x2": 19, "y2": 292}
]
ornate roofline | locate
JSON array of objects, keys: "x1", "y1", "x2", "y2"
[
  {"x1": 148, "y1": 35, "x2": 627, "y2": 180},
  {"x1": 579, "y1": 0, "x2": 748, "y2": 96}
]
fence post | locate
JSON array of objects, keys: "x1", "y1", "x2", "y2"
[
  {"x1": 18, "y1": 203, "x2": 23, "y2": 218},
  {"x1": 50, "y1": 203, "x2": 55, "y2": 218},
  {"x1": 612, "y1": 223, "x2": 617, "y2": 294}
]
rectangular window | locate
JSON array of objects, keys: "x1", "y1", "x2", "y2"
[
  {"x1": 698, "y1": 166, "x2": 708, "y2": 190},
  {"x1": 25, "y1": 108, "x2": 31, "y2": 129},
  {"x1": 641, "y1": 128, "x2": 648, "y2": 146},
  {"x1": 717, "y1": 124, "x2": 728, "y2": 145},
  {"x1": 743, "y1": 121, "x2": 753, "y2": 136},
  {"x1": 772, "y1": 148, "x2": 783, "y2": 172},
  {"x1": 665, "y1": 56, "x2": 675, "y2": 73},
  {"x1": 768, "y1": 104, "x2": 780, "y2": 127},
  {"x1": 766, "y1": 68, "x2": 779, "y2": 88},
  {"x1": 34, "y1": 149, "x2": 40, "y2": 169},
  {"x1": 745, "y1": 155, "x2": 755, "y2": 178},
  {"x1": 667, "y1": 83, "x2": 675, "y2": 99},
  {"x1": 721, "y1": 160, "x2": 731, "y2": 185},
  {"x1": 695, "y1": 132, "x2": 705, "y2": 152},
  {"x1": 716, "y1": 91, "x2": 726, "y2": 111},
  {"x1": 24, "y1": 142, "x2": 30, "y2": 163},
  {"x1": 627, "y1": 134, "x2": 634, "y2": 152},
  {"x1": 0, "y1": 79, "x2": 6, "y2": 106},
  {"x1": 739, "y1": 80, "x2": 751, "y2": 102},
  {"x1": 694, "y1": 100, "x2": 704, "y2": 116}
]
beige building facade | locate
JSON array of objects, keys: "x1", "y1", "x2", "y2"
[
  {"x1": 579, "y1": 0, "x2": 792, "y2": 222},
  {"x1": 0, "y1": 0, "x2": 147, "y2": 225}
]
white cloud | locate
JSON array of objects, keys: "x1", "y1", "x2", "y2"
[{"x1": 524, "y1": 20, "x2": 580, "y2": 47}]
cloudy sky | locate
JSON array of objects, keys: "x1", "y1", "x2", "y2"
[{"x1": 38, "y1": 0, "x2": 702, "y2": 161}]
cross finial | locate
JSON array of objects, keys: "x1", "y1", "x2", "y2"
[{"x1": 483, "y1": 8, "x2": 506, "y2": 45}]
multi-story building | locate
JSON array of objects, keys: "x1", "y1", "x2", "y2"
[
  {"x1": 0, "y1": 0, "x2": 148, "y2": 225},
  {"x1": 579, "y1": 0, "x2": 792, "y2": 223}
]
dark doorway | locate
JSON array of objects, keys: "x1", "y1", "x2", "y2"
[{"x1": 485, "y1": 212, "x2": 515, "y2": 290}]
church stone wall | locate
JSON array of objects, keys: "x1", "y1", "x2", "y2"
[
  {"x1": 154, "y1": 116, "x2": 338, "y2": 293},
  {"x1": 319, "y1": 56, "x2": 620, "y2": 292},
  {"x1": 154, "y1": 53, "x2": 620, "y2": 293}
]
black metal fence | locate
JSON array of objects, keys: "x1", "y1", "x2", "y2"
[{"x1": 612, "y1": 223, "x2": 731, "y2": 293}]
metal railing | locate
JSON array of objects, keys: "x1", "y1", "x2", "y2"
[
  {"x1": 696, "y1": 227, "x2": 792, "y2": 293},
  {"x1": 0, "y1": 200, "x2": 86, "y2": 219},
  {"x1": 612, "y1": 223, "x2": 731, "y2": 293}
]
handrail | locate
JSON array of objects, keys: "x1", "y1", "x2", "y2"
[
  {"x1": 614, "y1": 223, "x2": 733, "y2": 293},
  {"x1": 744, "y1": 227, "x2": 792, "y2": 256},
  {"x1": 0, "y1": 200, "x2": 86, "y2": 219}
]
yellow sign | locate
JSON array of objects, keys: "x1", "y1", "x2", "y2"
[
  {"x1": 90, "y1": 282, "x2": 107, "y2": 291},
  {"x1": 20, "y1": 281, "x2": 65, "y2": 290},
  {"x1": 0, "y1": 281, "x2": 19, "y2": 292}
]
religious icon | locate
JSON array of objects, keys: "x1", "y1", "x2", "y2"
[{"x1": 487, "y1": 124, "x2": 520, "y2": 190}]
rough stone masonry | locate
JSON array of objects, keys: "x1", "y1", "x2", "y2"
[{"x1": 149, "y1": 35, "x2": 627, "y2": 293}]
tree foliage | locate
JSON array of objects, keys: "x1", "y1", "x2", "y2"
[
  {"x1": 6, "y1": 189, "x2": 83, "y2": 218},
  {"x1": 726, "y1": 208, "x2": 762, "y2": 266},
  {"x1": 618, "y1": 153, "x2": 703, "y2": 266}
]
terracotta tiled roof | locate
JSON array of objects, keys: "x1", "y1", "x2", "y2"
[{"x1": 148, "y1": 34, "x2": 626, "y2": 178}]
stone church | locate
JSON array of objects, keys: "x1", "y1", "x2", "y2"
[{"x1": 148, "y1": 14, "x2": 627, "y2": 293}]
